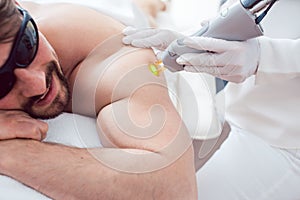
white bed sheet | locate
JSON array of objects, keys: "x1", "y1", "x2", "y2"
[{"x1": 0, "y1": 0, "x2": 220, "y2": 199}]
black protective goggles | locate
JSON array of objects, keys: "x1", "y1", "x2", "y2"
[{"x1": 0, "y1": 7, "x2": 39, "y2": 99}]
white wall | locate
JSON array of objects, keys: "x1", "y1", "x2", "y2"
[{"x1": 158, "y1": 0, "x2": 220, "y2": 32}]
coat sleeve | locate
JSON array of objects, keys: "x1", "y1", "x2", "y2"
[{"x1": 255, "y1": 36, "x2": 300, "y2": 84}]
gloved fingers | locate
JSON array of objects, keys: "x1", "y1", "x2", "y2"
[
  {"x1": 155, "y1": 51, "x2": 164, "y2": 60},
  {"x1": 181, "y1": 37, "x2": 237, "y2": 53},
  {"x1": 183, "y1": 64, "x2": 225, "y2": 78},
  {"x1": 123, "y1": 28, "x2": 159, "y2": 37},
  {"x1": 177, "y1": 52, "x2": 235, "y2": 67},
  {"x1": 122, "y1": 28, "x2": 160, "y2": 45},
  {"x1": 184, "y1": 64, "x2": 246, "y2": 83},
  {"x1": 179, "y1": 52, "x2": 236, "y2": 76},
  {"x1": 130, "y1": 34, "x2": 169, "y2": 49},
  {"x1": 177, "y1": 52, "x2": 218, "y2": 67},
  {"x1": 122, "y1": 26, "x2": 139, "y2": 35},
  {"x1": 184, "y1": 65, "x2": 223, "y2": 76}
]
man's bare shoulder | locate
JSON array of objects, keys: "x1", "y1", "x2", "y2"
[{"x1": 69, "y1": 36, "x2": 166, "y2": 114}]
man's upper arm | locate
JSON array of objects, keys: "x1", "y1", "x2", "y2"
[
  {"x1": 97, "y1": 81, "x2": 189, "y2": 152},
  {"x1": 92, "y1": 47, "x2": 191, "y2": 153}
]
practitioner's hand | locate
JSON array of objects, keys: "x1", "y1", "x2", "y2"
[
  {"x1": 178, "y1": 37, "x2": 260, "y2": 83},
  {"x1": 0, "y1": 110, "x2": 48, "y2": 141},
  {"x1": 122, "y1": 26, "x2": 184, "y2": 50}
]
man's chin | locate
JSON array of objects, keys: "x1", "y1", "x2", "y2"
[
  {"x1": 26, "y1": 95, "x2": 68, "y2": 119},
  {"x1": 28, "y1": 104, "x2": 65, "y2": 120},
  {"x1": 33, "y1": 111, "x2": 63, "y2": 120}
]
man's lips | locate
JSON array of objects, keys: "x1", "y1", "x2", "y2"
[
  {"x1": 35, "y1": 75, "x2": 57, "y2": 107},
  {"x1": 38, "y1": 87, "x2": 50, "y2": 100}
]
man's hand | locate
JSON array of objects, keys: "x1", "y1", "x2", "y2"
[
  {"x1": 122, "y1": 26, "x2": 184, "y2": 50},
  {"x1": 0, "y1": 110, "x2": 48, "y2": 141},
  {"x1": 178, "y1": 37, "x2": 260, "y2": 83}
]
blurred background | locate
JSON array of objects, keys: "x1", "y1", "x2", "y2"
[{"x1": 157, "y1": 0, "x2": 220, "y2": 32}]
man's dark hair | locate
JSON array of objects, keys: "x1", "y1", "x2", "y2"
[{"x1": 0, "y1": 0, "x2": 21, "y2": 43}]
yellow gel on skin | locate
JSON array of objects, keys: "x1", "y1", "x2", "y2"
[{"x1": 148, "y1": 60, "x2": 166, "y2": 76}]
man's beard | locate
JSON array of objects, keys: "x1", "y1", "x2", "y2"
[{"x1": 23, "y1": 61, "x2": 70, "y2": 119}]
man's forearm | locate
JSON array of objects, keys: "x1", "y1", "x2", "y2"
[{"x1": 0, "y1": 139, "x2": 196, "y2": 200}]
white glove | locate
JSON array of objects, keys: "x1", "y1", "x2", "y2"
[
  {"x1": 177, "y1": 37, "x2": 260, "y2": 83},
  {"x1": 122, "y1": 26, "x2": 184, "y2": 50}
]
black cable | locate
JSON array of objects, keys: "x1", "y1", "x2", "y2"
[{"x1": 255, "y1": 0, "x2": 278, "y2": 24}]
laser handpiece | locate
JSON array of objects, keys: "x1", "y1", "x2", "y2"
[{"x1": 161, "y1": 0, "x2": 278, "y2": 72}]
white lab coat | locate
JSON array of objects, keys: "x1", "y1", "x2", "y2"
[
  {"x1": 196, "y1": 0, "x2": 300, "y2": 199},
  {"x1": 225, "y1": 0, "x2": 300, "y2": 148}
]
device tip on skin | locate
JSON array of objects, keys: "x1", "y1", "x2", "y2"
[{"x1": 148, "y1": 60, "x2": 166, "y2": 76}]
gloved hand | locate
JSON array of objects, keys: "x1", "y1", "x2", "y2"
[
  {"x1": 122, "y1": 26, "x2": 184, "y2": 50},
  {"x1": 177, "y1": 37, "x2": 260, "y2": 83}
]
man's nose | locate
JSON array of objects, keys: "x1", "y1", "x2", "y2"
[{"x1": 14, "y1": 68, "x2": 47, "y2": 98}]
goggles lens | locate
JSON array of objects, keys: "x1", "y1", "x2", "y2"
[{"x1": 16, "y1": 21, "x2": 38, "y2": 66}]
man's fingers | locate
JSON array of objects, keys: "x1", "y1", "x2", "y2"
[
  {"x1": 38, "y1": 120, "x2": 49, "y2": 140},
  {"x1": 29, "y1": 119, "x2": 49, "y2": 141},
  {"x1": 0, "y1": 110, "x2": 48, "y2": 141},
  {"x1": 17, "y1": 119, "x2": 49, "y2": 141}
]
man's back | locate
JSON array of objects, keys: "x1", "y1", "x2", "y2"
[{"x1": 21, "y1": 2, "x2": 125, "y2": 78}]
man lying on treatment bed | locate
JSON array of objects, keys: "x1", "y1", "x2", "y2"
[{"x1": 0, "y1": 0, "x2": 197, "y2": 199}]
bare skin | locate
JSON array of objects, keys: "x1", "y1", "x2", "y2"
[{"x1": 0, "y1": 1, "x2": 197, "y2": 199}]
